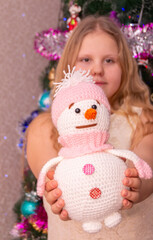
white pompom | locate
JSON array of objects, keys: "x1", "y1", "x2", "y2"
[{"x1": 54, "y1": 65, "x2": 94, "y2": 97}]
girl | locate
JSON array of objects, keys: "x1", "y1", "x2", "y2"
[{"x1": 27, "y1": 16, "x2": 153, "y2": 239}]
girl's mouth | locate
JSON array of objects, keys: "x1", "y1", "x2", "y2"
[{"x1": 95, "y1": 81, "x2": 107, "y2": 85}]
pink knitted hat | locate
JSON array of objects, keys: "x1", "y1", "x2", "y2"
[{"x1": 52, "y1": 67, "x2": 110, "y2": 127}]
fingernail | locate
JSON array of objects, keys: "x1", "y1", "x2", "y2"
[
  {"x1": 123, "y1": 190, "x2": 128, "y2": 197},
  {"x1": 57, "y1": 199, "x2": 63, "y2": 207},
  {"x1": 125, "y1": 169, "x2": 130, "y2": 176},
  {"x1": 55, "y1": 189, "x2": 60, "y2": 197},
  {"x1": 61, "y1": 210, "x2": 67, "y2": 217}
]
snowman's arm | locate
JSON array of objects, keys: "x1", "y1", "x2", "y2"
[
  {"x1": 37, "y1": 156, "x2": 63, "y2": 197},
  {"x1": 106, "y1": 149, "x2": 153, "y2": 179}
]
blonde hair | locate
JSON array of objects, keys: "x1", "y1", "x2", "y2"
[{"x1": 52, "y1": 15, "x2": 153, "y2": 150}]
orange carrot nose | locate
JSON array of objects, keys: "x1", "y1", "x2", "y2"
[{"x1": 85, "y1": 108, "x2": 97, "y2": 120}]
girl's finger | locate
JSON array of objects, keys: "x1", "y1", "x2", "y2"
[
  {"x1": 51, "y1": 198, "x2": 65, "y2": 214},
  {"x1": 45, "y1": 180, "x2": 58, "y2": 192},
  {"x1": 121, "y1": 189, "x2": 140, "y2": 203},
  {"x1": 45, "y1": 188, "x2": 62, "y2": 205},
  {"x1": 122, "y1": 177, "x2": 142, "y2": 191},
  {"x1": 122, "y1": 199, "x2": 133, "y2": 210},
  {"x1": 47, "y1": 170, "x2": 55, "y2": 180},
  {"x1": 125, "y1": 168, "x2": 138, "y2": 178},
  {"x1": 59, "y1": 209, "x2": 70, "y2": 221}
]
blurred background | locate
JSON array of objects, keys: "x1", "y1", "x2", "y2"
[
  {"x1": 0, "y1": 0, "x2": 153, "y2": 239},
  {"x1": 0, "y1": 1, "x2": 60, "y2": 239}
]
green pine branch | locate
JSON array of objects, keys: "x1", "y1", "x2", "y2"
[{"x1": 61, "y1": 0, "x2": 153, "y2": 25}]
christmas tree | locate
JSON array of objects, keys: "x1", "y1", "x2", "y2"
[{"x1": 11, "y1": 0, "x2": 153, "y2": 239}]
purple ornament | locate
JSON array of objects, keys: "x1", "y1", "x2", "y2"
[
  {"x1": 109, "y1": 11, "x2": 121, "y2": 27},
  {"x1": 110, "y1": 11, "x2": 117, "y2": 19}
]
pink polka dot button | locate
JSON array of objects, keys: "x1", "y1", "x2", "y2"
[
  {"x1": 83, "y1": 164, "x2": 95, "y2": 175},
  {"x1": 90, "y1": 188, "x2": 101, "y2": 199}
]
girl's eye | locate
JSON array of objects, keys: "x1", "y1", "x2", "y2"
[
  {"x1": 91, "y1": 104, "x2": 97, "y2": 110},
  {"x1": 75, "y1": 108, "x2": 81, "y2": 113},
  {"x1": 105, "y1": 58, "x2": 113, "y2": 63},
  {"x1": 82, "y1": 58, "x2": 90, "y2": 62}
]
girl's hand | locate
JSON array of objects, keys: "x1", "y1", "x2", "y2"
[
  {"x1": 45, "y1": 167, "x2": 142, "y2": 217},
  {"x1": 121, "y1": 167, "x2": 142, "y2": 210},
  {"x1": 45, "y1": 170, "x2": 69, "y2": 221}
]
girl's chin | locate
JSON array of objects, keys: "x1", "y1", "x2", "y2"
[{"x1": 95, "y1": 84, "x2": 109, "y2": 97}]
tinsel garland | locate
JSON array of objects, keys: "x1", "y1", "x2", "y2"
[
  {"x1": 122, "y1": 22, "x2": 153, "y2": 73},
  {"x1": 34, "y1": 28, "x2": 68, "y2": 61},
  {"x1": 34, "y1": 22, "x2": 153, "y2": 74}
]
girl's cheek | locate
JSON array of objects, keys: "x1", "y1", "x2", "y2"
[{"x1": 76, "y1": 63, "x2": 90, "y2": 71}]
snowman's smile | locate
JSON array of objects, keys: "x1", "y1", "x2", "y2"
[{"x1": 76, "y1": 123, "x2": 97, "y2": 129}]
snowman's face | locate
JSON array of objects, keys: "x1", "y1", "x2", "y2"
[{"x1": 57, "y1": 99, "x2": 110, "y2": 136}]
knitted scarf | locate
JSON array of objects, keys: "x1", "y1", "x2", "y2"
[{"x1": 58, "y1": 131, "x2": 113, "y2": 158}]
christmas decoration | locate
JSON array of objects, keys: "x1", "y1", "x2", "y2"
[
  {"x1": 11, "y1": 217, "x2": 29, "y2": 238},
  {"x1": 48, "y1": 67, "x2": 55, "y2": 89},
  {"x1": 20, "y1": 191, "x2": 40, "y2": 217},
  {"x1": 37, "y1": 68, "x2": 152, "y2": 233},
  {"x1": 121, "y1": 22, "x2": 153, "y2": 102},
  {"x1": 38, "y1": 91, "x2": 51, "y2": 111},
  {"x1": 34, "y1": 28, "x2": 68, "y2": 61},
  {"x1": 21, "y1": 200, "x2": 39, "y2": 217},
  {"x1": 17, "y1": 110, "x2": 40, "y2": 150},
  {"x1": 109, "y1": 11, "x2": 121, "y2": 26},
  {"x1": 67, "y1": 3, "x2": 81, "y2": 31},
  {"x1": 11, "y1": 168, "x2": 48, "y2": 239},
  {"x1": 11, "y1": 205, "x2": 48, "y2": 239},
  {"x1": 121, "y1": 23, "x2": 153, "y2": 63},
  {"x1": 40, "y1": 61, "x2": 58, "y2": 91},
  {"x1": 29, "y1": 204, "x2": 48, "y2": 234}
]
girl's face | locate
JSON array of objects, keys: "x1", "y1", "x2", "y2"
[{"x1": 75, "y1": 30, "x2": 122, "y2": 99}]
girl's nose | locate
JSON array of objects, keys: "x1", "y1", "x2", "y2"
[
  {"x1": 85, "y1": 108, "x2": 97, "y2": 120},
  {"x1": 91, "y1": 62, "x2": 104, "y2": 76}
]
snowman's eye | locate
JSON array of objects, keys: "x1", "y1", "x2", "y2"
[
  {"x1": 75, "y1": 108, "x2": 81, "y2": 113},
  {"x1": 91, "y1": 104, "x2": 97, "y2": 110}
]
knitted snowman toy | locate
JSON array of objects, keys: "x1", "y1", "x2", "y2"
[{"x1": 37, "y1": 66, "x2": 152, "y2": 233}]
